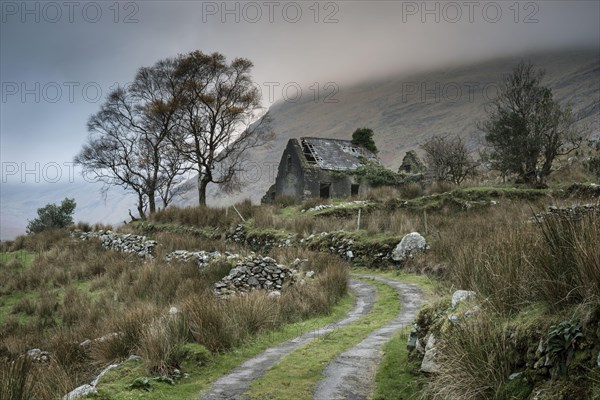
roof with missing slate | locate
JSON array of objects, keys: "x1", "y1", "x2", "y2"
[{"x1": 299, "y1": 137, "x2": 379, "y2": 171}]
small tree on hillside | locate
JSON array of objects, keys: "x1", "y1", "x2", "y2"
[
  {"x1": 421, "y1": 135, "x2": 478, "y2": 185},
  {"x1": 75, "y1": 57, "x2": 189, "y2": 218},
  {"x1": 480, "y1": 62, "x2": 582, "y2": 185},
  {"x1": 351, "y1": 128, "x2": 378, "y2": 154},
  {"x1": 173, "y1": 51, "x2": 273, "y2": 206},
  {"x1": 27, "y1": 198, "x2": 76, "y2": 234}
]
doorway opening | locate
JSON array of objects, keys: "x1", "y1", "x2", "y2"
[{"x1": 320, "y1": 183, "x2": 331, "y2": 199}]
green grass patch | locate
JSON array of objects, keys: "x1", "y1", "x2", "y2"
[
  {"x1": 92, "y1": 293, "x2": 355, "y2": 399},
  {"x1": 247, "y1": 278, "x2": 400, "y2": 400},
  {"x1": 373, "y1": 330, "x2": 426, "y2": 400},
  {"x1": 0, "y1": 291, "x2": 37, "y2": 325},
  {"x1": 0, "y1": 250, "x2": 35, "y2": 267},
  {"x1": 386, "y1": 186, "x2": 549, "y2": 212},
  {"x1": 352, "y1": 267, "x2": 438, "y2": 299},
  {"x1": 129, "y1": 221, "x2": 222, "y2": 240}
]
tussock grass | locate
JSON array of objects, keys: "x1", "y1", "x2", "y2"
[
  {"x1": 427, "y1": 312, "x2": 513, "y2": 400},
  {"x1": 449, "y1": 210, "x2": 600, "y2": 314},
  {"x1": 90, "y1": 302, "x2": 161, "y2": 365},
  {"x1": 0, "y1": 356, "x2": 35, "y2": 400},
  {"x1": 138, "y1": 314, "x2": 189, "y2": 374}
]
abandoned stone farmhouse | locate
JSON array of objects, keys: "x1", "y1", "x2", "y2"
[{"x1": 262, "y1": 137, "x2": 379, "y2": 203}]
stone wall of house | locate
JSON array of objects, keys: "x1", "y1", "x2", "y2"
[
  {"x1": 269, "y1": 139, "x2": 307, "y2": 201},
  {"x1": 302, "y1": 167, "x2": 365, "y2": 199},
  {"x1": 264, "y1": 138, "x2": 371, "y2": 203}
]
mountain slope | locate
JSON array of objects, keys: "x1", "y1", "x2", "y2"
[
  {"x1": 2, "y1": 48, "x2": 598, "y2": 239},
  {"x1": 193, "y1": 47, "x2": 599, "y2": 205}
]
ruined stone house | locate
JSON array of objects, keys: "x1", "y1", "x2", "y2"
[{"x1": 262, "y1": 137, "x2": 379, "y2": 203}]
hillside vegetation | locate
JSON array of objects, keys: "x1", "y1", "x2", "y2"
[{"x1": 1, "y1": 154, "x2": 599, "y2": 399}]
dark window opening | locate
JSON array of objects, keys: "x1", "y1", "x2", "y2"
[
  {"x1": 286, "y1": 155, "x2": 292, "y2": 173},
  {"x1": 320, "y1": 183, "x2": 331, "y2": 199},
  {"x1": 351, "y1": 184, "x2": 360, "y2": 196}
]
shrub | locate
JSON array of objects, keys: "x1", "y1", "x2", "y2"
[
  {"x1": 26, "y1": 198, "x2": 76, "y2": 234},
  {"x1": 352, "y1": 161, "x2": 401, "y2": 187},
  {"x1": 399, "y1": 182, "x2": 424, "y2": 199},
  {"x1": 421, "y1": 135, "x2": 478, "y2": 185},
  {"x1": 351, "y1": 127, "x2": 378, "y2": 154}
]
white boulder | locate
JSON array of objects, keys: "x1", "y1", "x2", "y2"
[
  {"x1": 420, "y1": 335, "x2": 439, "y2": 373},
  {"x1": 451, "y1": 290, "x2": 477, "y2": 308},
  {"x1": 392, "y1": 232, "x2": 428, "y2": 262}
]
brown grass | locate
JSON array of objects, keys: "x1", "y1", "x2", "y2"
[
  {"x1": 182, "y1": 251, "x2": 348, "y2": 352},
  {"x1": 427, "y1": 312, "x2": 513, "y2": 400},
  {"x1": 137, "y1": 314, "x2": 188, "y2": 374},
  {"x1": 448, "y1": 209, "x2": 600, "y2": 314}
]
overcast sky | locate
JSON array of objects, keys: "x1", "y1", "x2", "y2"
[{"x1": 1, "y1": 0, "x2": 599, "y2": 179}]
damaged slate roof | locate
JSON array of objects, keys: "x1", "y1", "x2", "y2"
[{"x1": 300, "y1": 137, "x2": 379, "y2": 171}]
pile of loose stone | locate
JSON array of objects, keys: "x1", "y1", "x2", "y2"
[
  {"x1": 532, "y1": 204, "x2": 600, "y2": 222},
  {"x1": 73, "y1": 230, "x2": 156, "y2": 258},
  {"x1": 27, "y1": 348, "x2": 50, "y2": 363},
  {"x1": 302, "y1": 231, "x2": 428, "y2": 266},
  {"x1": 165, "y1": 250, "x2": 227, "y2": 268},
  {"x1": 301, "y1": 200, "x2": 371, "y2": 213},
  {"x1": 564, "y1": 183, "x2": 600, "y2": 198},
  {"x1": 227, "y1": 224, "x2": 295, "y2": 249},
  {"x1": 214, "y1": 255, "x2": 298, "y2": 297},
  {"x1": 303, "y1": 232, "x2": 356, "y2": 261}
]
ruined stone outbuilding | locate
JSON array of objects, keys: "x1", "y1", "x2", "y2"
[
  {"x1": 398, "y1": 150, "x2": 426, "y2": 175},
  {"x1": 262, "y1": 137, "x2": 379, "y2": 203}
]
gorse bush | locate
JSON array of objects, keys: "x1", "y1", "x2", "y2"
[{"x1": 26, "y1": 198, "x2": 76, "y2": 234}]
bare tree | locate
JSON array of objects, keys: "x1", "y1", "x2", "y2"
[
  {"x1": 421, "y1": 135, "x2": 478, "y2": 185},
  {"x1": 480, "y1": 62, "x2": 582, "y2": 185},
  {"x1": 75, "y1": 58, "x2": 188, "y2": 218},
  {"x1": 173, "y1": 51, "x2": 274, "y2": 206}
]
